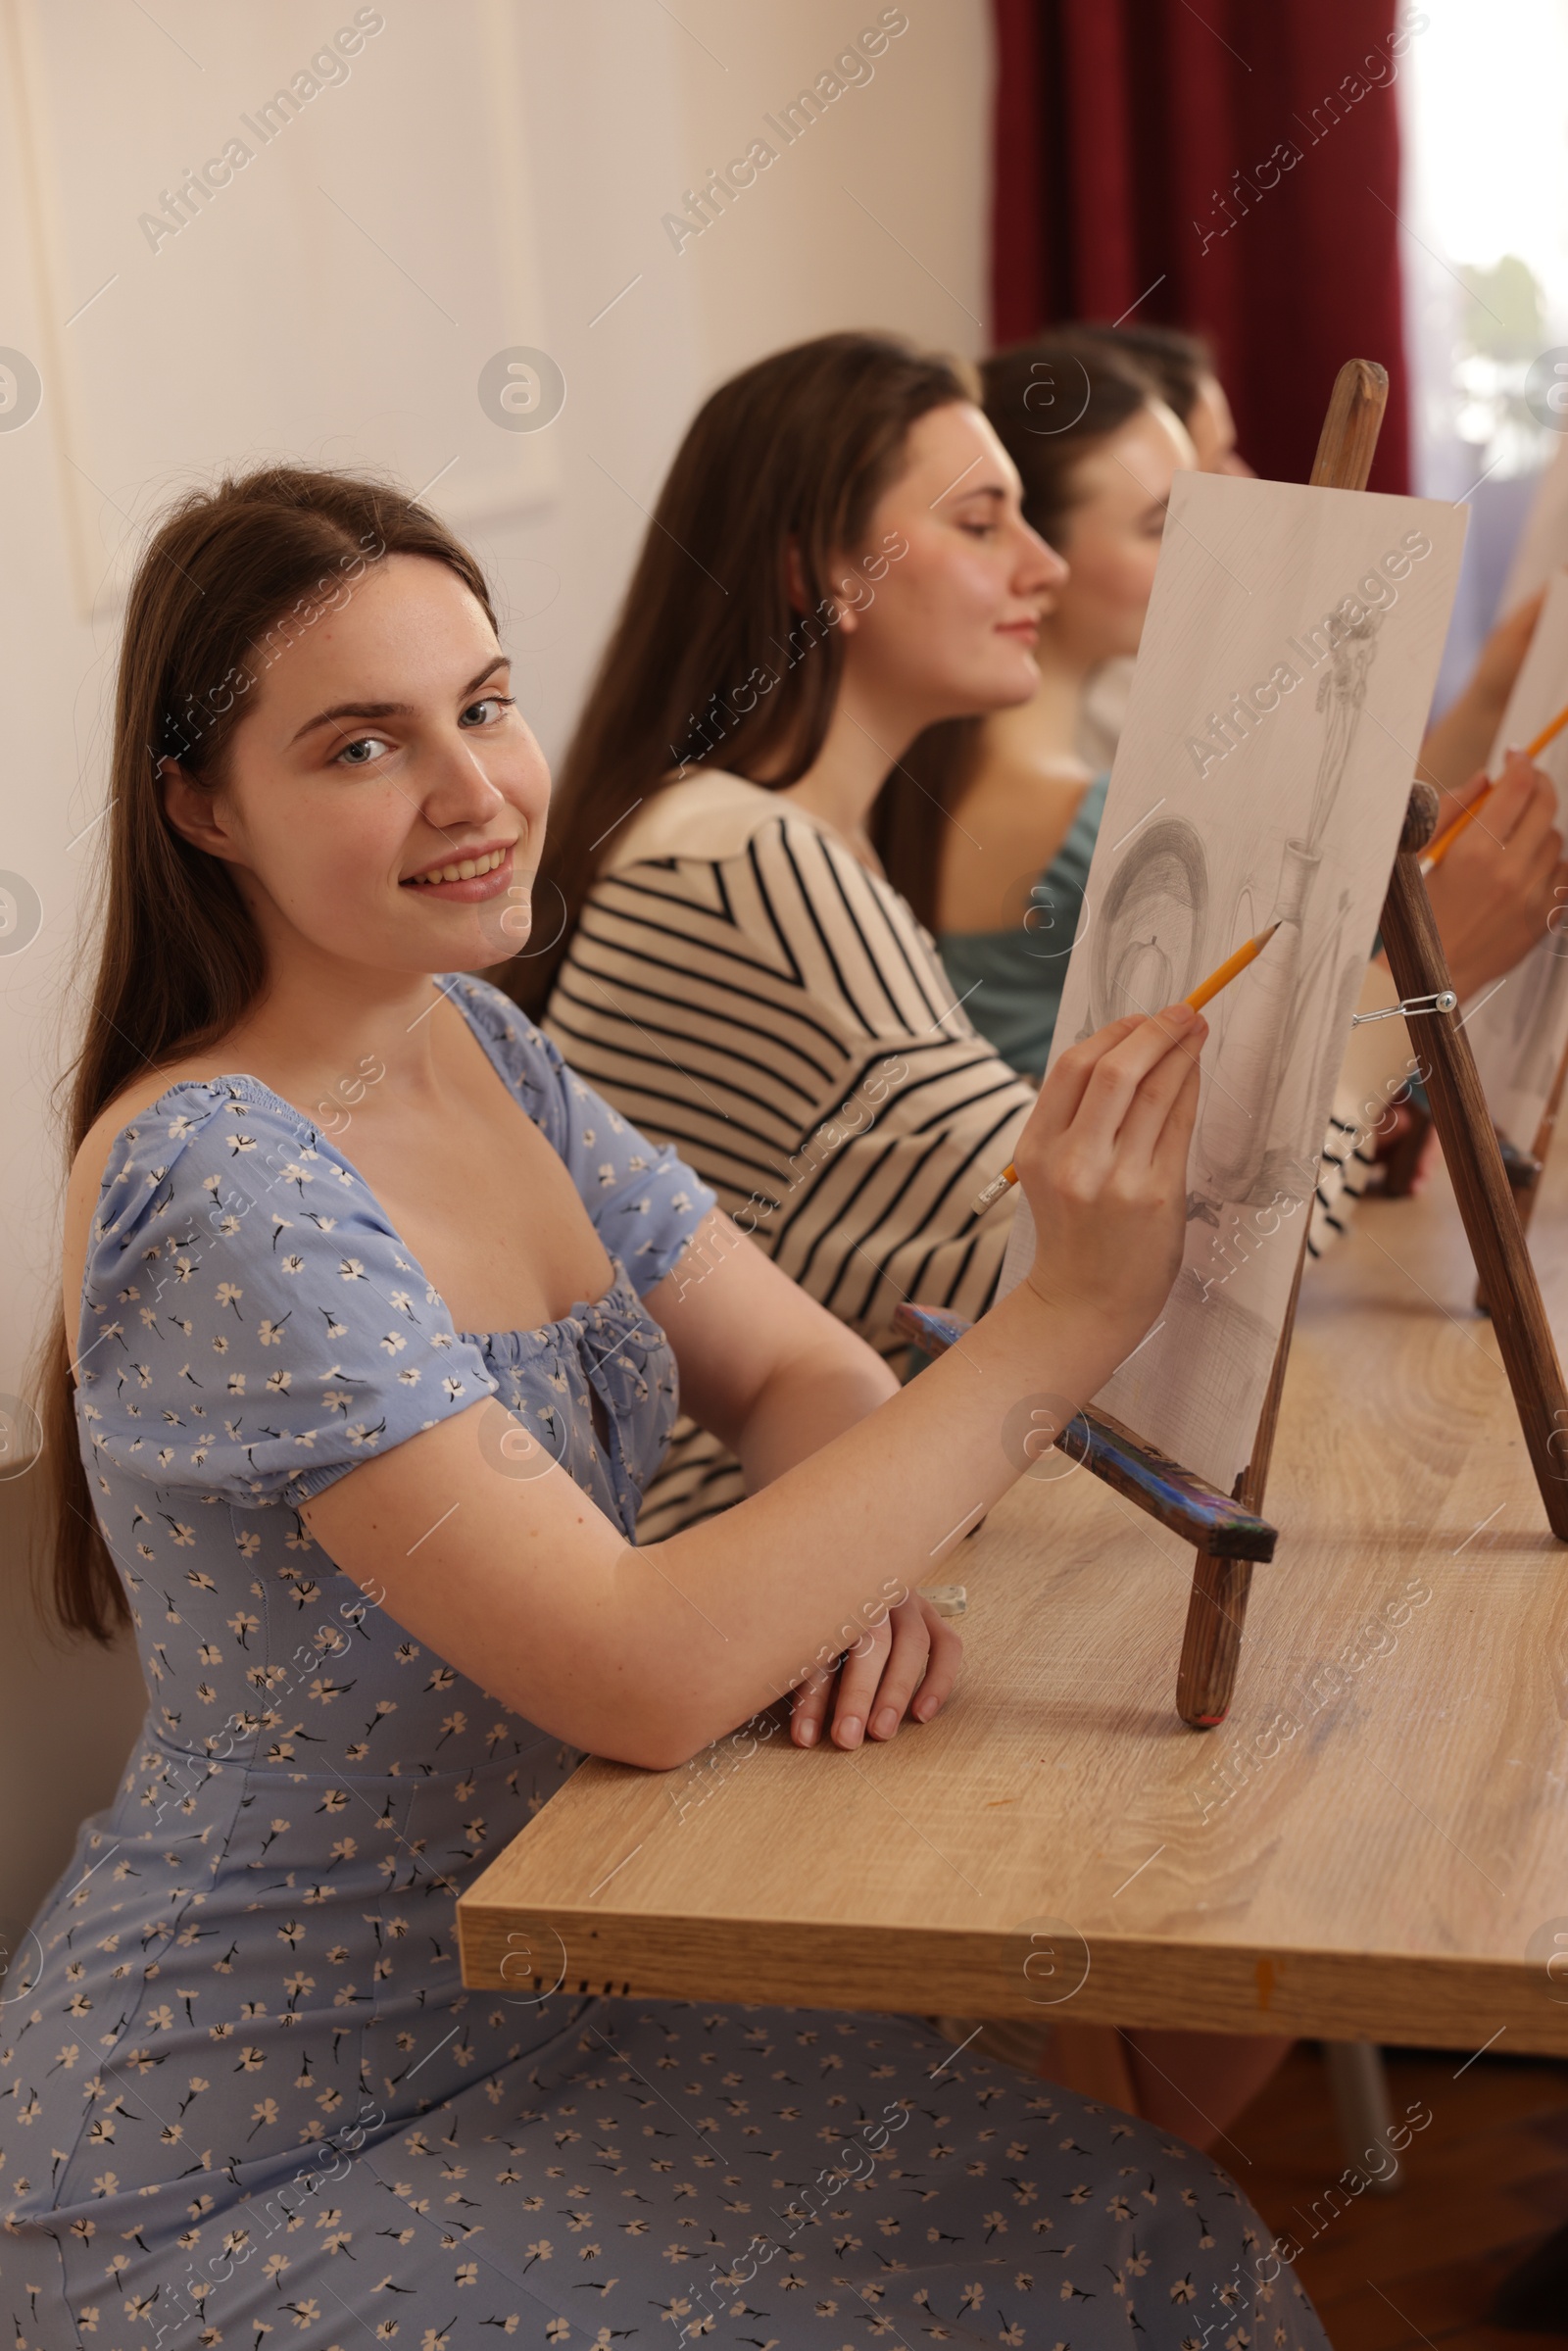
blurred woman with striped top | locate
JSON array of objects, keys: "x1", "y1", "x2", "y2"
[{"x1": 514, "y1": 333, "x2": 1061, "y2": 1540}]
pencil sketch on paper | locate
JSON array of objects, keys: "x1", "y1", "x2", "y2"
[
  {"x1": 1085, "y1": 818, "x2": 1209, "y2": 1029},
  {"x1": 1461, "y1": 566, "x2": 1568, "y2": 1152},
  {"x1": 1191, "y1": 602, "x2": 1379, "y2": 1216},
  {"x1": 1000, "y1": 469, "x2": 1467, "y2": 1494}
]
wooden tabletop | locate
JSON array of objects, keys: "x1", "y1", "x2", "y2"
[{"x1": 458, "y1": 1149, "x2": 1568, "y2": 2054}]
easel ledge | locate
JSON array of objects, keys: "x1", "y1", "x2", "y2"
[
  {"x1": 894, "y1": 1303, "x2": 1275, "y2": 1560},
  {"x1": 901, "y1": 360, "x2": 1568, "y2": 1732}
]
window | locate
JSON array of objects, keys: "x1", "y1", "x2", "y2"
[{"x1": 1397, "y1": 0, "x2": 1568, "y2": 695}]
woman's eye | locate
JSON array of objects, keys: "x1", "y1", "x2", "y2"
[
  {"x1": 959, "y1": 522, "x2": 997, "y2": 539},
  {"x1": 460, "y1": 694, "x2": 514, "y2": 727},
  {"x1": 334, "y1": 734, "x2": 392, "y2": 767}
]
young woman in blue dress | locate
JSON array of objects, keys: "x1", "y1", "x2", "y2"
[{"x1": 4, "y1": 466, "x2": 1331, "y2": 2347}]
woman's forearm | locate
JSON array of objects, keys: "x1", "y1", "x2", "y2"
[
  {"x1": 732, "y1": 1345, "x2": 900, "y2": 1492},
  {"x1": 1416, "y1": 586, "x2": 1544, "y2": 805},
  {"x1": 625, "y1": 1278, "x2": 1110, "y2": 1763},
  {"x1": 307, "y1": 1015, "x2": 1198, "y2": 1775},
  {"x1": 307, "y1": 1279, "x2": 1098, "y2": 1775},
  {"x1": 1417, "y1": 679, "x2": 1502, "y2": 807}
]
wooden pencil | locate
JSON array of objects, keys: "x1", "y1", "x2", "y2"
[
  {"x1": 1422, "y1": 695, "x2": 1568, "y2": 874},
  {"x1": 971, "y1": 922, "x2": 1281, "y2": 1213}
]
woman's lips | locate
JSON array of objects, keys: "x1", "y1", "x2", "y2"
[{"x1": 401, "y1": 843, "x2": 516, "y2": 902}]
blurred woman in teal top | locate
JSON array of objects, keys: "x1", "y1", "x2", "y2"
[
  {"x1": 934, "y1": 767, "x2": 1107, "y2": 1077},
  {"x1": 874, "y1": 330, "x2": 1190, "y2": 1079}
]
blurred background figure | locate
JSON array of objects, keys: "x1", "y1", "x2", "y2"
[
  {"x1": 1072, "y1": 321, "x2": 1252, "y2": 771},
  {"x1": 875, "y1": 330, "x2": 1189, "y2": 1075},
  {"x1": 876, "y1": 329, "x2": 1565, "y2": 1090}
]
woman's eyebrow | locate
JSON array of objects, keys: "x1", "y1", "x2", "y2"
[{"x1": 287, "y1": 654, "x2": 509, "y2": 748}]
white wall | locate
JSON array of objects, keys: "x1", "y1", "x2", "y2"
[{"x1": 0, "y1": 0, "x2": 990, "y2": 1963}]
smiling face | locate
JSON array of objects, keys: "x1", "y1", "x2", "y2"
[
  {"x1": 828, "y1": 400, "x2": 1064, "y2": 725},
  {"x1": 162, "y1": 554, "x2": 549, "y2": 977},
  {"x1": 1041, "y1": 400, "x2": 1196, "y2": 669}
]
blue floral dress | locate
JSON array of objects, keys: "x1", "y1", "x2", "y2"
[{"x1": 0, "y1": 978, "x2": 1327, "y2": 2351}]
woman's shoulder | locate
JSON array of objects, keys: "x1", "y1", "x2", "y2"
[
  {"x1": 597, "y1": 771, "x2": 918, "y2": 933},
  {"x1": 601, "y1": 769, "x2": 804, "y2": 871},
  {"x1": 64, "y1": 1066, "x2": 366, "y2": 1347},
  {"x1": 73, "y1": 1073, "x2": 329, "y2": 1256}
]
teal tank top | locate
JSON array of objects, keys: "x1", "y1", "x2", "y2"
[{"x1": 936, "y1": 771, "x2": 1109, "y2": 1079}]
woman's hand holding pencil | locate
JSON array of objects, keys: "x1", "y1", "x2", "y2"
[
  {"x1": 1421, "y1": 693, "x2": 1568, "y2": 873},
  {"x1": 972, "y1": 925, "x2": 1275, "y2": 1215},
  {"x1": 1420, "y1": 748, "x2": 1568, "y2": 1004},
  {"x1": 1005, "y1": 999, "x2": 1206, "y2": 1364}
]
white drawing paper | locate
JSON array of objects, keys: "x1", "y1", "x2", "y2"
[
  {"x1": 1000, "y1": 470, "x2": 1467, "y2": 1493},
  {"x1": 1458, "y1": 566, "x2": 1568, "y2": 1151}
]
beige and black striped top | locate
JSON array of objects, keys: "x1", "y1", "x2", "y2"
[{"x1": 543, "y1": 771, "x2": 1034, "y2": 1537}]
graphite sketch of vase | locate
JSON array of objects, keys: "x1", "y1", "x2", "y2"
[
  {"x1": 1195, "y1": 836, "x2": 1320, "y2": 1205},
  {"x1": 1191, "y1": 601, "x2": 1382, "y2": 1211},
  {"x1": 1305, "y1": 604, "x2": 1382, "y2": 854}
]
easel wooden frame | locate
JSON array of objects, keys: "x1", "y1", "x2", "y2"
[
  {"x1": 899, "y1": 360, "x2": 1568, "y2": 1732},
  {"x1": 1470, "y1": 1018, "x2": 1568, "y2": 1314}
]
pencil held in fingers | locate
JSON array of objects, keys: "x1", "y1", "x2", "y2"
[
  {"x1": 1421, "y1": 724, "x2": 1567, "y2": 875},
  {"x1": 1183, "y1": 921, "x2": 1281, "y2": 1012},
  {"x1": 970, "y1": 934, "x2": 1274, "y2": 1214},
  {"x1": 972, "y1": 1160, "x2": 1017, "y2": 1214},
  {"x1": 1017, "y1": 1001, "x2": 1204, "y2": 1345},
  {"x1": 1422, "y1": 783, "x2": 1494, "y2": 874},
  {"x1": 1525, "y1": 695, "x2": 1568, "y2": 765}
]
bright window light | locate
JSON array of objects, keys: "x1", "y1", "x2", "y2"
[{"x1": 1397, "y1": 2, "x2": 1568, "y2": 687}]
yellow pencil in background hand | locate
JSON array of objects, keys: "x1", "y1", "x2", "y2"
[
  {"x1": 1421, "y1": 695, "x2": 1568, "y2": 874},
  {"x1": 970, "y1": 921, "x2": 1282, "y2": 1214}
]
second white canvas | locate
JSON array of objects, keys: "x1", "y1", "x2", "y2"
[{"x1": 1460, "y1": 565, "x2": 1568, "y2": 1151}]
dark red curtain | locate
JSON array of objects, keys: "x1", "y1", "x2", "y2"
[{"x1": 991, "y1": 0, "x2": 1412, "y2": 492}]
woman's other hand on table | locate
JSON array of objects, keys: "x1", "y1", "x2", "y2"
[{"x1": 791, "y1": 1590, "x2": 961, "y2": 1749}]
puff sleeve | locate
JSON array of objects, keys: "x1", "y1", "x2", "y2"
[{"x1": 75, "y1": 1079, "x2": 499, "y2": 1514}]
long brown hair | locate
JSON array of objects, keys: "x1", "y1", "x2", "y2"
[
  {"x1": 1073, "y1": 320, "x2": 1214, "y2": 429},
  {"x1": 874, "y1": 331, "x2": 1155, "y2": 927},
  {"x1": 38, "y1": 465, "x2": 497, "y2": 1642},
  {"x1": 507, "y1": 332, "x2": 976, "y2": 1018}
]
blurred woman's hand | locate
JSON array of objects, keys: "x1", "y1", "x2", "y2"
[
  {"x1": 1419, "y1": 585, "x2": 1546, "y2": 807},
  {"x1": 1428, "y1": 749, "x2": 1568, "y2": 1001}
]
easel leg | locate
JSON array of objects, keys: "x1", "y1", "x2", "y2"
[
  {"x1": 1381, "y1": 857, "x2": 1568, "y2": 1539},
  {"x1": 1176, "y1": 1223, "x2": 1309, "y2": 1728},
  {"x1": 1477, "y1": 1032, "x2": 1568, "y2": 1312},
  {"x1": 1323, "y1": 2041, "x2": 1401, "y2": 2191},
  {"x1": 1176, "y1": 1554, "x2": 1255, "y2": 1727}
]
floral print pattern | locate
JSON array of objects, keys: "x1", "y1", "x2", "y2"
[{"x1": 0, "y1": 979, "x2": 1325, "y2": 2350}]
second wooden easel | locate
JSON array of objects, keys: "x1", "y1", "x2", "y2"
[{"x1": 901, "y1": 359, "x2": 1568, "y2": 1731}]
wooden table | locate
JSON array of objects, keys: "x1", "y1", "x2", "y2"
[{"x1": 458, "y1": 1152, "x2": 1568, "y2": 2055}]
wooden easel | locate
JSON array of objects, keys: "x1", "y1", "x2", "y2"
[
  {"x1": 1469, "y1": 1029, "x2": 1568, "y2": 1314},
  {"x1": 900, "y1": 360, "x2": 1568, "y2": 1731}
]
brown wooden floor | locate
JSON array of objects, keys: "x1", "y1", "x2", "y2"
[{"x1": 1232, "y1": 2044, "x2": 1568, "y2": 2347}]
